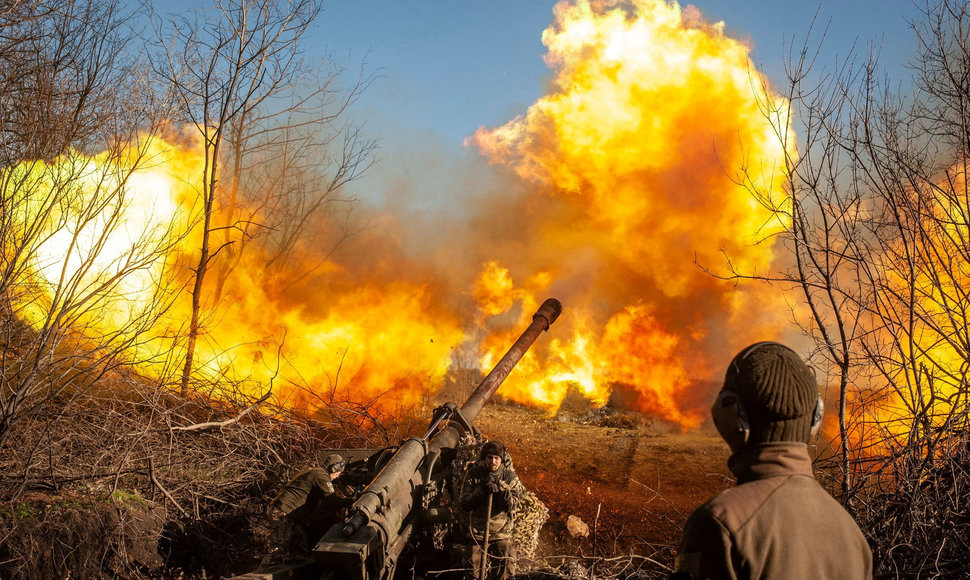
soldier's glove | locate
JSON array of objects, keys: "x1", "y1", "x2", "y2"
[{"x1": 487, "y1": 474, "x2": 502, "y2": 493}]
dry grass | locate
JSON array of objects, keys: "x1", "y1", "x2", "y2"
[
  {"x1": 475, "y1": 403, "x2": 730, "y2": 579},
  {"x1": 855, "y1": 435, "x2": 970, "y2": 579},
  {"x1": 0, "y1": 362, "x2": 715, "y2": 579},
  {"x1": 5, "y1": 358, "x2": 970, "y2": 579},
  {"x1": 0, "y1": 363, "x2": 386, "y2": 578}
]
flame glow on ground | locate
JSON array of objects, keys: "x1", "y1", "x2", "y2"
[{"x1": 8, "y1": 0, "x2": 798, "y2": 428}]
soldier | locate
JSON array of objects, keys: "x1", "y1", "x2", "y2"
[
  {"x1": 268, "y1": 453, "x2": 350, "y2": 553},
  {"x1": 673, "y1": 342, "x2": 872, "y2": 580},
  {"x1": 459, "y1": 440, "x2": 520, "y2": 580}
]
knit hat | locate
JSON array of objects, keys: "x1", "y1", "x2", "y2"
[
  {"x1": 722, "y1": 342, "x2": 818, "y2": 444},
  {"x1": 480, "y1": 440, "x2": 506, "y2": 460}
]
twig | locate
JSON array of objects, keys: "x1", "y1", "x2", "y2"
[
  {"x1": 169, "y1": 389, "x2": 272, "y2": 433},
  {"x1": 537, "y1": 552, "x2": 674, "y2": 570},
  {"x1": 595, "y1": 553, "x2": 673, "y2": 572},
  {"x1": 628, "y1": 476, "x2": 688, "y2": 522},
  {"x1": 202, "y1": 494, "x2": 239, "y2": 507},
  {"x1": 148, "y1": 457, "x2": 188, "y2": 517},
  {"x1": 590, "y1": 502, "x2": 602, "y2": 579}
]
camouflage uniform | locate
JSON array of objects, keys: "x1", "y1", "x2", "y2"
[
  {"x1": 272, "y1": 467, "x2": 338, "y2": 515},
  {"x1": 269, "y1": 455, "x2": 349, "y2": 553},
  {"x1": 459, "y1": 443, "x2": 521, "y2": 580}
]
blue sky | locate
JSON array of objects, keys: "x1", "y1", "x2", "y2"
[
  {"x1": 156, "y1": 0, "x2": 925, "y2": 145},
  {"x1": 305, "y1": 1, "x2": 924, "y2": 145},
  {"x1": 153, "y1": 0, "x2": 927, "y2": 206}
]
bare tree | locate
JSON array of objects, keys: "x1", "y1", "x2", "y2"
[
  {"x1": 214, "y1": 60, "x2": 376, "y2": 301},
  {"x1": 717, "y1": 18, "x2": 877, "y2": 499},
  {"x1": 723, "y1": 0, "x2": 970, "y2": 573},
  {"x1": 152, "y1": 0, "x2": 374, "y2": 396},
  {"x1": 0, "y1": 0, "x2": 180, "y2": 446}
]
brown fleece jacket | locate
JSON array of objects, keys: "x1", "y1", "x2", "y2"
[{"x1": 674, "y1": 442, "x2": 872, "y2": 580}]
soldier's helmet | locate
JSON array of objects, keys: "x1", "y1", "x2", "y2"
[{"x1": 323, "y1": 453, "x2": 346, "y2": 474}]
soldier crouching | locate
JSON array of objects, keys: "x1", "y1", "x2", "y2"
[
  {"x1": 459, "y1": 440, "x2": 521, "y2": 580},
  {"x1": 265, "y1": 453, "x2": 352, "y2": 558}
]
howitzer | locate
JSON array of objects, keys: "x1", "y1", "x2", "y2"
[{"x1": 235, "y1": 298, "x2": 562, "y2": 580}]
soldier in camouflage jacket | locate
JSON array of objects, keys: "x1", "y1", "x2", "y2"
[{"x1": 459, "y1": 440, "x2": 521, "y2": 580}]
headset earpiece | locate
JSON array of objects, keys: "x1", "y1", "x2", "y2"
[
  {"x1": 711, "y1": 390, "x2": 749, "y2": 451},
  {"x1": 810, "y1": 394, "x2": 824, "y2": 438},
  {"x1": 722, "y1": 342, "x2": 825, "y2": 446},
  {"x1": 714, "y1": 390, "x2": 824, "y2": 447}
]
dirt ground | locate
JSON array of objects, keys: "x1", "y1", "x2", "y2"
[
  {"x1": 0, "y1": 400, "x2": 734, "y2": 579},
  {"x1": 474, "y1": 403, "x2": 733, "y2": 564}
]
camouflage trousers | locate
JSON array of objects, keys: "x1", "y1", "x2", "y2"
[{"x1": 467, "y1": 538, "x2": 512, "y2": 580}]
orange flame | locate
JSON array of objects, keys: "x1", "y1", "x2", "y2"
[
  {"x1": 467, "y1": 0, "x2": 793, "y2": 427},
  {"x1": 851, "y1": 162, "x2": 970, "y2": 443},
  {"x1": 8, "y1": 0, "x2": 799, "y2": 428},
  {"x1": 8, "y1": 130, "x2": 465, "y2": 414}
]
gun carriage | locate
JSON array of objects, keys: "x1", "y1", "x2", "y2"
[{"x1": 235, "y1": 298, "x2": 562, "y2": 580}]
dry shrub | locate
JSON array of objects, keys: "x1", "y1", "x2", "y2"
[
  {"x1": 855, "y1": 434, "x2": 970, "y2": 579},
  {"x1": 0, "y1": 362, "x2": 391, "y2": 578},
  {"x1": 0, "y1": 338, "x2": 681, "y2": 579}
]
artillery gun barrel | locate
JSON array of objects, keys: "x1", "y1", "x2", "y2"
[
  {"x1": 459, "y1": 298, "x2": 562, "y2": 423},
  {"x1": 340, "y1": 298, "x2": 562, "y2": 531},
  {"x1": 428, "y1": 297, "x2": 562, "y2": 453}
]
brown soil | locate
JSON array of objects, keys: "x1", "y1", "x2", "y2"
[
  {"x1": 0, "y1": 491, "x2": 167, "y2": 578},
  {"x1": 475, "y1": 403, "x2": 732, "y2": 563}
]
